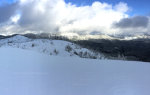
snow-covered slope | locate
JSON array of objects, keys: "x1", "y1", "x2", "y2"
[
  {"x1": 0, "y1": 35, "x2": 104, "y2": 59},
  {"x1": 0, "y1": 47, "x2": 150, "y2": 95}
]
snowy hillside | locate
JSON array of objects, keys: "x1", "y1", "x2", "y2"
[
  {"x1": 0, "y1": 35, "x2": 104, "y2": 59},
  {"x1": 0, "y1": 47, "x2": 150, "y2": 95}
]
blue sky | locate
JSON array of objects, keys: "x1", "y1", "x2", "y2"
[
  {"x1": 0, "y1": 0, "x2": 16, "y2": 5},
  {"x1": 3, "y1": 0, "x2": 150, "y2": 15},
  {"x1": 1, "y1": 0, "x2": 16, "y2": 3},
  {"x1": 65, "y1": 0, "x2": 150, "y2": 15}
]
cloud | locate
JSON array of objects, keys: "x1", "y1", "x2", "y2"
[
  {"x1": 18, "y1": 0, "x2": 60, "y2": 32},
  {"x1": 16, "y1": 0, "x2": 129, "y2": 35},
  {"x1": 0, "y1": 0, "x2": 150, "y2": 38},
  {"x1": 0, "y1": 2, "x2": 18, "y2": 23},
  {"x1": 114, "y1": 16, "x2": 149, "y2": 28},
  {"x1": 114, "y1": 2, "x2": 129, "y2": 13}
]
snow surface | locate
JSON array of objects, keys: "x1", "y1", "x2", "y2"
[{"x1": 0, "y1": 47, "x2": 150, "y2": 95}]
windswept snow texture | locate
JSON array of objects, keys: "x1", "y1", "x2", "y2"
[
  {"x1": 0, "y1": 35, "x2": 103, "y2": 59},
  {"x1": 0, "y1": 47, "x2": 150, "y2": 95}
]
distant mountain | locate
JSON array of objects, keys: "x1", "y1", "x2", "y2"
[{"x1": 75, "y1": 38, "x2": 150, "y2": 62}]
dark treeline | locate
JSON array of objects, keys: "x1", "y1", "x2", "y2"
[
  {"x1": 23, "y1": 33, "x2": 70, "y2": 41},
  {"x1": 74, "y1": 39, "x2": 150, "y2": 62},
  {"x1": 0, "y1": 33, "x2": 69, "y2": 41},
  {"x1": 0, "y1": 34, "x2": 20, "y2": 39}
]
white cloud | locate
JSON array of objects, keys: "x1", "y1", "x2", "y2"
[
  {"x1": 11, "y1": 14, "x2": 21, "y2": 23},
  {"x1": 114, "y1": 2, "x2": 129, "y2": 13},
  {"x1": 16, "y1": 0, "x2": 129, "y2": 34},
  {"x1": 0, "y1": 0, "x2": 150, "y2": 37}
]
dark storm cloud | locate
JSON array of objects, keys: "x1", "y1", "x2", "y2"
[
  {"x1": 0, "y1": 2, "x2": 18, "y2": 23},
  {"x1": 114, "y1": 16, "x2": 149, "y2": 28}
]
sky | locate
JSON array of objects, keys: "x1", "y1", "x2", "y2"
[
  {"x1": 0, "y1": 0, "x2": 150, "y2": 37},
  {"x1": 6, "y1": 0, "x2": 150, "y2": 15},
  {"x1": 65, "y1": 0, "x2": 150, "y2": 15}
]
